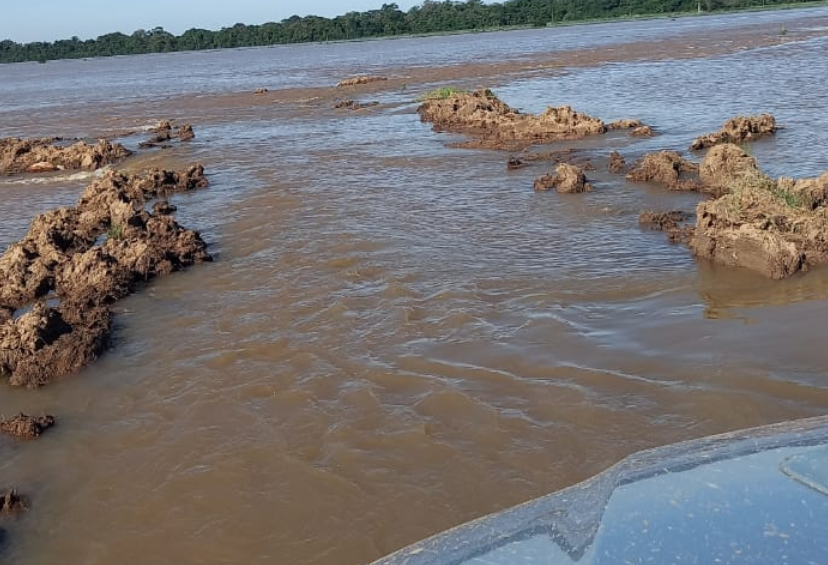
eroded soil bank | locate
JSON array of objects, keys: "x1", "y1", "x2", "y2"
[
  {"x1": 0, "y1": 165, "x2": 211, "y2": 388},
  {"x1": 417, "y1": 88, "x2": 645, "y2": 150},
  {"x1": 0, "y1": 138, "x2": 130, "y2": 175},
  {"x1": 692, "y1": 144, "x2": 828, "y2": 279}
]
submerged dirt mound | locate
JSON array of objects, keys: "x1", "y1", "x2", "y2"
[
  {"x1": 139, "y1": 121, "x2": 196, "y2": 148},
  {"x1": 534, "y1": 163, "x2": 592, "y2": 193},
  {"x1": 607, "y1": 119, "x2": 643, "y2": 130},
  {"x1": 418, "y1": 89, "x2": 617, "y2": 150},
  {"x1": 631, "y1": 125, "x2": 654, "y2": 137},
  {"x1": 639, "y1": 210, "x2": 695, "y2": 243},
  {"x1": 334, "y1": 100, "x2": 380, "y2": 110},
  {"x1": 0, "y1": 489, "x2": 27, "y2": 515},
  {"x1": 608, "y1": 151, "x2": 626, "y2": 174},
  {"x1": 626, "y1": 151, "x2": 700, "y2": 189},
  {"x1": 691, "y1": 114, "x2": 777, "y2": 150},
  {"x1": 0, "y1": 137, "x2": 131, "y2": 176},
  {"x1": 0, "y1": 413, "x2": 55, "y2": 439},
  {"x1": 508, "y1": 148, "x2": 594, "y2": 172},
  {"x1": 336, "y1": 76, "x2": 388, "y2": 88},
  {"x1": 0, "y1": 165, "x2": 211, "y2": 388},
  {"x1": 691, "y1": 163, "x2": 828, "y2": 279}
]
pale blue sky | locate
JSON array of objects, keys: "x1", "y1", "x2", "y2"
[{"x1": 1, "y1": 1, "x2": 419, "y2": 43}]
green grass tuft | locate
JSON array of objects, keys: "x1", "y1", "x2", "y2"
[
  {"x1": 107, "y1": 224, "x2": 124, "y2": 241},
  {"x1": 417, "y1": 87, "x2": 469, "y2": 102}
]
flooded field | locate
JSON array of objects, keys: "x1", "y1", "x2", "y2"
[{"x1": 2, "y1": 7, "x2": 828, "y2": 565}]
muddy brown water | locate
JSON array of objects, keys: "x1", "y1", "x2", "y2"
[{"x1": 2, "y1": 8, "x2": 828, "y2": 565}]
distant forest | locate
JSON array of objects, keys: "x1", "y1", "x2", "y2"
[{"x1": 0, "y1": 0, "x2": 821, "y2": 63}]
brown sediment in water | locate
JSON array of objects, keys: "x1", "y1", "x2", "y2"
[
  {"x1": 139, "y1": 120, "x2": 196, "y2": 148},
  {"x1": 0, "y1": 165, "x2": 211, "y2": 388},
  {"x1": 690, "y1": 114, "x2": 777, "y2": 150},
  {"x1": 608, "y1": 150, "x2": 627, "y2": 174},
  {"x1": 639, "y1": 210, "x2": 695, "y2": 244},
  {"x1": 0, "y1": 137, "x2": 131, "y2": 176},
  {"x1": 418, "y1": 88, "x2": 636, "y2": 151},
  {"x1": 0, "y1": 489, "x2": 27, "y2": 515},
  {"x1": 607, "y1": 118, "x2": 644, "y2": 130},
  {"x1": 334, "y1": 100, "x2": 381, "y2": 110},
  {"x1": 534, "y1": 163, "x2": 593, "y2": 193},
  {"x1": 0, "y1": 413, "x2": 56, "y2": 439},
  {"x1": 336, "y1": 76, "x2": 388, "y2": 88},
  {"x1": 631, "y1": 125, "x2": 655, "y2": 137},
  {"x1": 508, "y1": 148, "x2": 593, "y2": 171},
  {"x1": 691, "y1": 144, "x2": 828, "y2": 279}
]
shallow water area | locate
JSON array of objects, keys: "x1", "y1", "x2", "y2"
[{"x1": 3, "y1": 8, "x2": 828, "y2": 565}]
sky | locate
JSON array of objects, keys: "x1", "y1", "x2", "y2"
[{"x1": 0, "y1": 1, "x2": 420, "y2": 43}]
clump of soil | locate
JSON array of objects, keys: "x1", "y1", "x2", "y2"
[
  {"x1": 690, "y1": 114, "x2": 777, "y2": 150},
  {"x1": 139, "y1": 121, "x2": 196, "y2": 148},
  {"x1": 608, "y1": 151, "x2": 626, "y2": 174},
  {"x1": 507, "y1": 156, "x2": 526, "y2": 170},
  {"x1": 0, "y1": 137, "x2": 131, "y2": 176},
  {"x1": 639, "y1": 210, "x2": 695, "y2": 243},
  {"x1": 336, "y1": 76, "x2": 388, "y2": 87},
  {"x1": 334, "y1": 100, "x2": 380, "y2": 110},
  {"x1": 691, "y1": 157, "x2": 828, "y2": 279},
  {"x1": 0, "y1": 489, "x2": 27, "y2": 515},
  {"x1": 608, "y1": 119, "x2": 644, "y2": 130},
  {"x1": 534, "y1": 163, "x2": 593, "y2": 193},
  {"x1": 626, "y1": 151, "x2": 701, "y2": 190},
  {"x1": 0, "y1": 165, "x2": 211, "y2": 387},
  {"x1": 698, "y1": 143, "x2": 760, "y2": 193},
  {"x1": 631, "y1": 125, "x2": 654, "y2": 137},
  {"x1": 418, "y1": 89, "x2": 625, "y2": 151},
  {"x1": 0, "y1": 413, "x2": 55, "y2": 439}
]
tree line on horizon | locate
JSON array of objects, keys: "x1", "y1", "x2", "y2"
[{"x1": 0, "y1": 0, "x2": 819, "y2": 63}]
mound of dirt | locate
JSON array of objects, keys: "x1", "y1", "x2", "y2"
[
  {"x1": 0, "y1": 489, "x2": 27, "y2": 515},
  {"x1": 534, "y1": 163, "x2": 593, "y2": 193},
  {"x1": 691, "y1": 162, "x2": 828, "y2": 279},
  {"x1": 0, "y1": 165, "x2": 211, "y2": 388},
  {"x1": 139, "y1": 121, "x2": 196, "y2": 148},
  {"x1": 639, "y1": 210, "x2": 695, "y2": 243},
  {"x1": 0, "y1": 137, "x2": 131, "y2": 176},
  {"x1": 608, "y1": 151, "x2": 626, "y2": 174},
  {"x1": 691, "y1": 114, "x2": 777, "y2": 150},
  {"x1": 337, "y1": 76, "x2": 388, "y2": 88},
  {"x1": 698, "y1": 143, "x2": 760, "y2": 192},
  {"x1": 0, "y1": 413, "x2": 55, "y2": 439},
  {"x1": 418, "y1": 89, "x2": 617, "y2": 151},
  {"x1": 626, "y1": 151, "x2": 700, "y2": 189}
]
